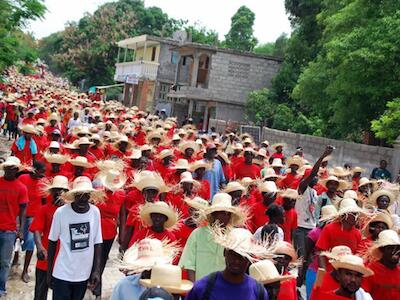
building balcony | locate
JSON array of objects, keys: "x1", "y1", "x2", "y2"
[
  {"x1": 114, "y1": 61, "x2": 159, "y2": 82},
  {"x1": 167, "y1": 85, "x2": 212, "y2": 101}
]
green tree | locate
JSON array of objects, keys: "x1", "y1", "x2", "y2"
[
  {"x1": 186, "y1": 24, "x2": 219, "y2": 45},
  {"x1": 371, "y1": 98, "x2": 400, "y2": 145},
  {"x1": 224, "y1": 6, "x2": 258, "y2": 51},
  {"x1": 253, "y1": 43, "x2": 275, "y2": 56},
  {"x1": 245, "y1": 88, "x2": 275, "y2": 126},
  {"x1": 0, "y1": 0, "x2": 46, "y2": 72}
]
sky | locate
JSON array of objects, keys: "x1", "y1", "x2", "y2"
[{"x1": 26, "y1": 0, "x2": 292, "y2": 44}]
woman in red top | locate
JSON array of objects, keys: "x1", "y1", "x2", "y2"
[
  {"x1": 18, "y1": 161, "x2": 46, "y2": 283},
  {"x1": 29, "y1": 175, "x2": 68, "y2": 300}
]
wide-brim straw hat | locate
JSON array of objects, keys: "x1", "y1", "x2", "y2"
[
  {"x1": 330, "y1": 167, "x2": 351, "y2": 177},
  {"x1": 257, "y1": 148, "x2": 268, "y2": 158},
  {"x1": 331, "y1": 254, "x2": 374, "y2": 277},
  {"x1": 369, "y1": 229, "x2": 400, "y2": 260},
  {"x1": 147, "y1": 131, "x2": 163, "y2": 142},
  {"x1": 364, "y1": 211, "x2": 393, "y2": 238},
  {"x1": 358, "y1": 177, "x2": 374, "y2": 189},
  {"x1": 95, "y1": 159, "x2": 126, "y2": 173},
  {"x1": 20, "y1": 124, "x2": 37, "y2": 134},
  {"x1": 77, "y1": 137, "x2": 94, "y2": 146},
  {"x1": 203, "y1": 193, "x2": 246, "y2": 226},
  {"x1": 262, "y1": 168, "x2": 280, "y2": 180},
  {"x1": 184, "y1": 196, "x2": 210, "y2": 211},
  {"x1": 249, "y1": 259, "x2": 296, "y2": 285},
  {"x1": 281, "y1": 188, "x2": 300, "y2": 200},
  {"x1": 172, "y1": 159, "x2": 189, "y2": 170},
  {"x1": 133, "y1": 172, "x2": 168, "y2": 193},
  {"x1": 44, "y1": 153, "x2": 69, "y2": 165},
  {"x1": 61, "y1": 176, "x2": 104, "y2": 203},
  {"x1": 336, "y1": 198, "x2": 366, "y2": 217},
  {"x1": 223, "y1": 181, "x2": 246, "y2": 194},
  {"x1": 319, "y1": 205, "x2": 338, "y2": 223},
  {"x1": 368, "y1": 189, "x2": 395, "y2": 207},
  {"x1": 0, "y1": 156, "x2": 23, "y2": 171},
  {"x1": 271, "y1": 158, "x2": 284, "y2": 168},
  {"x1": 258, "y1": 181, "x2": 279, "y2": 193},
  {"x1": 213, "y1": 227, "x2": 273, "y2": 261},
  {"x1": 271, "y1": 142, "x2": 286, "y2": 150},
  {"x1": 320, "y1": 245, "x2": 352, "y2": 261},
  {"x1": 286, "y1": 155, "x2": 304, "y2": 168},
  {"x1": 126, "y1": 149, "x2": 142, "y2": 160},
  {"x1": 114, "y1": 135, "x2": 133, "y2": 149},
  {"x1": 120, "y1": 238, "x2": 178, "y2": 274},
  {"x1": 274, "y1": 241, "x2": 297, "y2": 262},
  {"x1": 179, "y1": 141, "x2": 198, "y2": 152},
  {"x1": 179, "y1": 171, "x2": 199, "y2": 186},
  {"x1": 217, "y1": 152, "x2": 231, "y2": 164},
  {"x1": 69, "y1": 156, "x2": 94, "y2": 168},
  {"x1": 43, "y1": 175, "x2": 70, "y2": 191},
  {"x1": 97, "y1": 169, "x2": 127, "y2": 192},
  {"x1": 189, "y1": 161, "x2": 210, "y2": 172},
  {"x1": 139, "y1": 264, "x2": 193, "y2": 294},
  {"x1": 320, "y1": 175, "x2": 349, "y2": 190},
  {"x1": 352, "y1": 167, "x2": 366, "y2": 174},
  {"x1": 139, "y1": 202, "x2": 179, "y2": 229}
]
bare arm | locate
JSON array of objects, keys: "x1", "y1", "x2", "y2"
[
  {"x1": 121, "y1": 225, "x2": 133, "y2": 252},
  {"x1": 118, "y1": 203, "x2": 126, "y2": 245},
  {"x1": 18, "y1": 203, "x2": 27, "y2": 240},
  {"x1": 47, "y1": 240, "x2": 57, "y2": 287}
]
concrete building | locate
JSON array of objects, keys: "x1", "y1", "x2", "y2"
[{"x1": 114, "y1": 32, "x2": 282, "y2": 129}]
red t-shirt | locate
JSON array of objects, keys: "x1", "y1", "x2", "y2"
[
  {"x1": 197, "y1": 180, "x2": 211, "y2": 201},
  {"x1": 233, "y1": 162, "x2": 261, "y2": 179},
  {"x1": 96, "y1": 190, "x2": 125, "y2": 240},
  {"x1": 310, "y1": 272, "x2": 339, "y2": 300},
  {"x1": 281, "y1": 208, "x2": 298, "y2": 242},
  {"x1": 278, "y1": 173, "x2": 301, "y2": 189},
  {"x1": 362, "y1": 261, "x2": 400, "y2": 299},
  {"x1": 18, "y1": 174, "x2": 44, "y2": 217},
  {"x1": 129, "y1": 227, "x2": 176, "y2": 247},
  {"x1": 250, "y1": 202, "x2": 270, "y2": 232},
  {"x1": 0, "y1": 178, "x2": 29, "y2": 231},
  {"x1": 29, "y1": 202, "x2": 60, "y2": 271},
  {"x1": 277, "y1": 274, "x2": 298, "y2": 300},
  {"x1": 222, "y1": 164, "x2": 233, "y2": 181},
  {"x1": 88, "y1": 147, "x2": 105, "y2": 160},
  {"x1": 11, "y1": 140, "x2": 35, "y2": 165}
]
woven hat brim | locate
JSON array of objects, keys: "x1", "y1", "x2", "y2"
[
  {"x1": 260, "y1": 274, "x2": 296, "y2": 285},
  {"x1": 140, "y1": 205, "x2": 178, "y2": 228},
  {"x1": 139, "y1": 279, "x2": 193, "y2": 294},
  {"x1": 331, "y1": 261, "x2": 374, "y2": 277}
]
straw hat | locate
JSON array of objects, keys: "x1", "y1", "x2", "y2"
[
  {"x1": 98, "y1": 169, "x2": 127, "y2": 192},
  {"x1": 69, "y1": 156, "x2": 94, "y2": 168},
  {"x1": 262, "y1": 168, "x2": 280, "y2": 180},
  {"x1": 213, "y1": 227, "x2": 272, "y2": 260},
  {"x1": 190, "y1": 160, "x2": 210, "y2": 172},
  {"x1": 172, "y1": 159, "x2": 189, "y2": 170},
  {"x1": 336, "y1": 198, "x2": 366, "y2": 216},
  {"x1": 352, "y1": 167, "x2": 366, "y2": 174},
  {"x1": 76, "y1": 137, "x2": 94, "y2": 146},
  {"x1": 281, "y1": 189, "x2": 300, "y2": 200},
  {"x1": 223, "y1": 181, "x2": 246, "y2": 194},
  {"x1": 44, "y1": 153, "x2": 69, "y2": 165},
  {"x1": 261, "y1": 140, "x2": 269, "y2": 147},
  {"x1": 139, "y1": 264, "x2": 193, "y2": 294},
  {"x1": 45, "y1": 175, "x2": 69, "y2": 190},
  {"x1": 343, "y1": 190, "x2": 358, "y2": 201},
  {"x1": 320, "y1": 175, "x2": 349, "y2": 190},
  {"x1": 139, "y1": 202, "x2": 178, "y2": 229},
  {"x1": 159, "y1": 149, "x2": 174, "y2": 160},
  {"x1": 20, "y1": 124, "x2": 37, "y2": 134},
  {"x1": 121, "y1": 238, "x2": 178, "y2": 274},
  {"x1": 369, "y1": 189, "x2": 395, "y2": 207},
  {"x1": 320, "y1": 245, "x2": 352, "y2": 261},
  {"x1": 240, "y1": 177, "x2": 256, "y2": 187},
  {"x1": 133, "y1": 172, "x2": 168, "y2": 193},
  {"x1": 258, "y1": 181, "x2": 279, "y2": 193},
  {"x1": 140, "y1": 144, "x2": 153, "y2": 152},
  {"x1": 179, "y1": 141, "x2": 198, "y2": 152},
  {"x1": 330, "y1": 167, "x2": 351, "y2": 177},
  {"x1": 271, "y1": 158, "x2": 284, "y2": 168},
  {"x1": 358, "y1": 177, "x2": 373, "y2": 188},
  {"x1": 331, "y1": 254, "x2": 373, "y2": 277},
  {"x1": 274, "y1": 241, "x2": 297, "y2": 262},
  {"x1": 36, "y1": 118, "x2": 46, "y2": 125},
  {"x1": 126, "y1": 149, "x2": 142, "y2": 160},
  {"x1": 319, "y1": 205, "x2": 338, "y2": 223},
  {"x1": 95, "y1": 159, "x2": 125, "y2": 173},
  {"x1": 370, "y1": 229, "x2": 400, "y2": 260},
  {"x1": 257, "y1": 148, "x2": 268, "y2": 158},
  {"x1": 61, "y1": 176, "x2": 104, "y2": 203},
  {"x1": 49, "y1": 141, "x2": 60, "y2": 149},
  {"x1": 172, "y1": 134, "x2": 181, "y2": 141},
  {"x1": 217, "y1": 152, "x2": 231, "y2": 164},
  {"x1": 179, "y1": 171, "x2": 199, "y2": 186},
  {"x1": 204, "y1": 193, "x2": 246, "y2": 226},
  {"x1": 364, "y1": 211, "x2": 393, "y2": 238},
  {"x1": 147, "y1": 131, "x2": 163, "y2": 141},
  {"x1": 0, "y1": 156, "x2": 23, "y2": 171},
  {"x1": 271, "y1": 143, "x2": 286, "y2": 150},
  {"x1": 49, "y1": 113, "x2": 60, "y2": 122},
  {"x1": 249, "y1": 259, "x2": 295, "y2": 284},
  {"x1": 184, "y1": 197, "x2": 210, "y2": 211},
  {"x1": 233, "y1": 143, "x2": 243, "y2": 151},
  {"x1": 286, "y1": 155, "x2": 304, "y2": 168}
]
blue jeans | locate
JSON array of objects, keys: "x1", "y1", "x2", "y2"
[
  {"x1": 0, "y1": 231, "x2": 16, "y2": 293},
  {"x1": 22, "y1": 217, "x2": 34, "y2": 251},
  {"x1": 306, "y1": 268, "x2": 317, "y2": 300}
]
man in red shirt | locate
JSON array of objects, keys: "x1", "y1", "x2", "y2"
[
  {"x1": 280, "y1": 189, "x2": 299, "y2": 243},
  {"x1": 362, "y1": 229, "x2": 400, "y2": 299},
  {"x1": 11, "y1": 124, "x2": 38, "y2": 165},
  {"x1": 278, "y1": 155, "x2": 303, "y2": 189},
  {"x1": 18, "y1": 161, "x2": 47, "y2": 283},
  {"x1": 0, "y1": 157, "x2": 28, "y2": 296},
  {"x1": 30, "y1": 175, "x2": 68, "y2": 300},
  {"x1": 233, "y1": 147, "x2": 261, "y2": 179}
]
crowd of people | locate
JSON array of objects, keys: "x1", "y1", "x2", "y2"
[{"x1": 0, "y1": 68, "x2": 399, "y2": 300}]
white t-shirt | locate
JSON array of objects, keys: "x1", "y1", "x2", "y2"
[
  {"x1": 48, "y1": 203, "x2": 102, "y2": 282},
  {"x1": 296, "y1": 186, "x2": 317, "y2": 229},
  {"x1": 253, "y1": 225, "x2": 284, "y2": 242}
]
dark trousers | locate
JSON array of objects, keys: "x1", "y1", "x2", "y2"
[
  {"x1": 92, "y1": 238, "x2": 114, "y2": 296},
  {"x1": 52, "y1": 277, "x2": 88, "y2": 300},
  {"x1": 34, "y1": 268, "x2": 48, "y2": 300},
  {"x1": 293, "y1": 227, "x2": 312, "y2": 258}
]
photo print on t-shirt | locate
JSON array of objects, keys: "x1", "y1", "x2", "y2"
[{"x1": 69, "y1": 222, "x2": 90, "y2": 251}]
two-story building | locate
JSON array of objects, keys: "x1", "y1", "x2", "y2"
[{"x1": 114, "y1": 32, "x2": 282, "y2": 129}]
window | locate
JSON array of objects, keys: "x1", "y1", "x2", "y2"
[
  {"x1": 182, "y1": 56, "x2": 187, "y2": 66},
  {"x1": 171, "y1": 52, "x2": 179, "y2": 64},
  {"x1": 158, "y1": 83, "x2": 170, "y2": 100},
  {"x1": 151, "y1": 47, "x2": 157, "y2": 61}
]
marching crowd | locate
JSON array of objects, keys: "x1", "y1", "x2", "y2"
[{"x1": 0, "y1": 69, "x2": 399, "y2": 300}]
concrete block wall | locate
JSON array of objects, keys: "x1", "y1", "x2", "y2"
[
  {"x1": 157, "y1": 43, "x2": 190, "y2": 84},
  {"x1": 262, "y1": 127, "x2": 396, "y2": 177}
]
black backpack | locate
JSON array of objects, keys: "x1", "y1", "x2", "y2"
[{"x1": 202, "y1": 272, "x2": 265, "y2": 300}]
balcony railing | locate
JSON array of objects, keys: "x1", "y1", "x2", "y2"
[
  {"x1": 114, "y1": 61, "x2": 159, "y2": 82},
  {"x1": 167, "y1": 85, "x2": 212, "y2": 100}
]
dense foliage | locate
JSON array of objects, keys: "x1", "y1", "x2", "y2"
[{"x1": 371, "y1": 98, "x2": 400, "y2": 145}]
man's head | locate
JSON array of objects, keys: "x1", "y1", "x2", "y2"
[
  {"x1": 336, "y1": 268, "x2": 363, "y2": 295},
  {"x1": 368, "y1": 221, "x2": 389, "y2": 240},
  {"x1": 380, "y1": 159, "x2": 387, "y2": 169},
  {"x1": 50, "y1": 188, "x2": 66, "y2": 206},
  {"x1": 194, "y1": 167, "x2": 206, "y2": 179},
  {"x1": 340, "y1": 212, "x2": 359, "y2": 228},
  {"x1": 184, "y1": 148, "x2": 194, "y2": 158},
  {"x1": 224, "y1": 249, "x2": 250, "y2": 276},
  {"x1": 3, "y1": 165, "x2": 19, "y2": 180},
  {"x1": 266, "y1": 204, "x2": 285, "y2": 225},
  {"x1": 142, "y1": 187, "x2": 159, "y2": 202},
  {"x1": 326, "y1": 180, "x2": 339, "y2": 193},
  {"x1": 150, "y1": 212, "x2": 168, "y2": 230},
  {"x1": 73, "y1": 192, "x2": 91, "y2": 208},
  {"x1": 32, "y1": 160, "x2": 46, "y2": 179},
  {"x1": 376, "y1": 195, "x2": 390, "y2": 210},
  {"x1": 205, "y1": 144, "x2": 217, "y2": 159},
  {"x1": 50, "y1": 119, "x2": 57, "y2": 126},
  {"x1": 282, "y1": 197, "x2": 296, "y2": 211},
  {"x1": 243, "y1": 150, "x2": 254, "y2": 164},
  {"x1": 210, "y1": 211, "x2": 232, "y2": 227},
  {"x1": 73, "y1": 112, "x2": 79, "y2": 119},
  {"x1": 380, "y1": 245, "x2": 400, "y2": 268}
]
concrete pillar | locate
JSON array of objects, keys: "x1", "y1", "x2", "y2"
[
  {"x1": 129, "y1": 84, "x2": 135, "y2": 107},
  {"x1": 188, "y1": 99, "x2": 194, "y2": 117},
  {"x1": 174, "y1": 56, "x2": 182, "y2": 85},
  {"x1": 123, "y1": 83, "x2": 130, "y2": 106},
  {"x1": 391, "y1": 136, "x2": 400, "y2": 180},
  {"x1": 202, "y1": 105, "x2": 209, "y2": 131},
  {"x1": 190, "y1": 51, "x2": 200, "y2": 87},
  {"x1": 143, "y1": 40, "x2": 147, "y2": 62}
]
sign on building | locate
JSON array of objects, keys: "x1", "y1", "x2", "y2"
[{"x1": 125, "y1": 75, "x2": 139, "y2": 84}]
